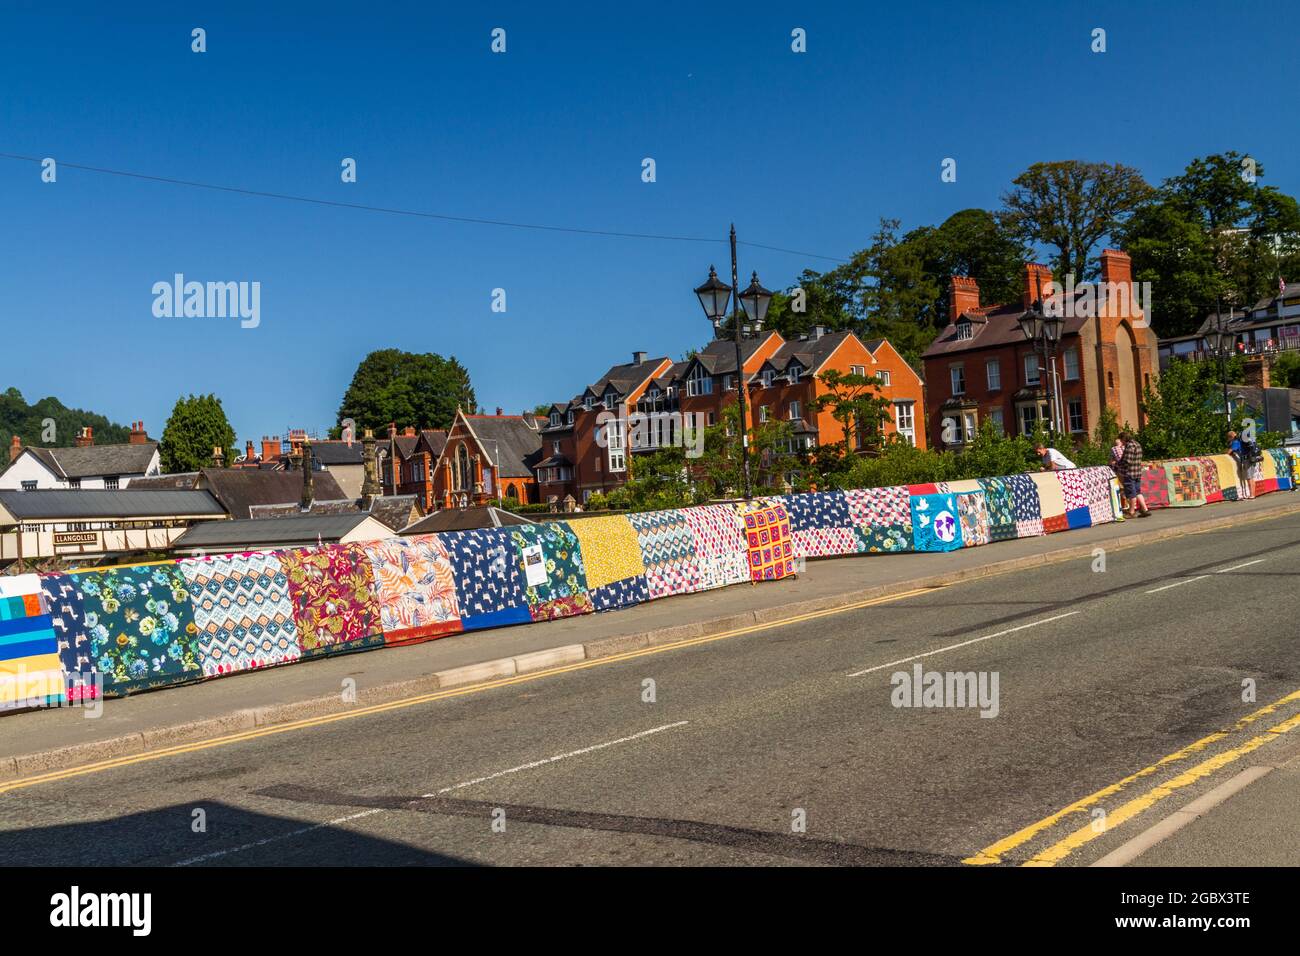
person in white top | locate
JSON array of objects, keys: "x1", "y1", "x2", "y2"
[{"x1": 1035, "y1": 443, "x2": 1077, "y2": 471}]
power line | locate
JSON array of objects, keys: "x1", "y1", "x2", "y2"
[{"x1": 0, "y1": 151, "x2": 849, "y2": 263}]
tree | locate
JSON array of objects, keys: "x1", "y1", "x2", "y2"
[
  {"x1": 904, "y1": 209, "x2": 1028, "y2": 328},
  {"x1": 0, "y1": 387, "x2": 133, "y2": 449},
  {"x1": 335, "y1": 349, "x2": 476, "y2": 434},
  {"x1": 810, "y1": 368, "x2": 893, "y2": 462},
  {"x1": 1002, "y1": 161, "x2": 1152, "y2": 281},
  {"x1": 1136, "y1": 358, "x2": 1242, "y2": 459},
  {"x1": 158, "y1": 394, "x2": 236, "y2": 473}
]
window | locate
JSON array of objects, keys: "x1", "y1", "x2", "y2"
[
  {"x1": 761, "y1": 369, "x2": 774, "y2": 388},
  {"x1": 1024, "y1": 354, "x2": 1040, "y2": 385},
  {"x1": 986, "y1": 359, "x2": 1001, "y2": 390},
  {"x1": 1068, "y1": 398, "x2": 1084, "y2": 433},
  {"x1": 850, "y1": 365, "x2": 866, "y2": 377},
  {"x1": 789, "y1": 400, "x2": 801, "y2": 420},
  {"x1": 583, "y1": 395, "x2": 594, "y2": 411},
  {"x1": 894, "y1": 402, "x2": 915, "y2": 446},
  {"x1": 21, "y1": 480, "x2": 36, "y2": 491},
  {"x1": 963, "y1": 412, "x2": 977, "y2": 443},
  {"x1": 707, "y1": 411, "x2": 716, "y2": 426},
  {"x1": 603, "y1": 393, "x2": 616, "y2": 411},
  {"x1": 104, "y1": 476, "x2": 120, "y2": 490},
  {"x1": 607, "y1": 421, "x2": 626, "y2": 473},
  {"x1": 877, "y1": 370, "x2": 891, "y2": 386},
  {"x1": 552, "y1": 441, "x2": 561, "y2": 455},
  {"x1": 68, "y1": 478, "x2": 81, "y2": 489},
  {"x1": 758, "y1": 405, "x2": 770, "y2": 422},
  {"x1": 687, "y1": 365, "x2": 713, "y2": 397},
  {"x1": 950, "y1": 365, "x2": 966, "y2": 396},
  {"x1": 989, "y1": 408, "x2": 1005, "y2": 435},
  {"x1": 566, "y1": 410, "x2": 574, "y2": 425},
  {"x1": 1019, "y1": 404, "x2": 1038, "y2": 436},
  {"x1": 955, "y1": 319, "x2": 973, "y2": 340},
  {"x1": 722, "y1": 374, "x2": 734, "y2": 392},
  {"x1": 1107, "y1": 370, "x2": 1115, "y2": 389},
  {"x1": 788, "y1": 366, "x2": 801, "y2": 384},
  {"x1": 549, "y1": 412, "x2": 561, "y2": 427},
  {"x1": 1063, "y1": 348, "x2": 1080, "y2": 381}
]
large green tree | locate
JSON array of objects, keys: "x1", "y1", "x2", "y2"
[
  {"x1": 0, "y1": 387, "x2": 131, "y2": 448},
  {"x1": 1001, "y1": 161, "x2": 1152, "y2": 281},
  {"x1": 335, "y1": 349, "x2": 476, "y2": 434},
  {"x1": 904, "y1": 208, "x2": 1028, "y2": 328},
  {"x1": 158, "y1": 394, "x2": 237, "y2": 473}
]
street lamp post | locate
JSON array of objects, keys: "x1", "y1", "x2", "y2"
[
  {"x1": 1018, "y1": 299, "x2": 1064, "y2": 435},
  {"x1": 1206, "y1": 307, "x2": 1234, "y2": 430},
  {"x1": 694, "y1": 225, "x2": 772, "y2": 500}
]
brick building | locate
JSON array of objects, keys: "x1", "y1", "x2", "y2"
[
  {"x1": 921, "y1": 251, "x2": 1158, "y2": 449},
  {"x1": 433, "y1": 409, "x2": 543, "y2": 509}
]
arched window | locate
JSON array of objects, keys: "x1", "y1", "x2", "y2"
[
  {"x1": 506, "y1": 483, "x2": 518, "y2": 501},
  {"x1": 455, "y1": 444, "x2": 471, "y2": 491}
]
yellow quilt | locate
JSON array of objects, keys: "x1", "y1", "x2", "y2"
[{"x1": 569, "y1": 514, "x2": 647, "y2": 589}]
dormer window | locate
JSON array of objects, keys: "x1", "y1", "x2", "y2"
[
  {"x1": 603, "y1": 392, "x2": 616, "y2": 410},
  {"x1": 566, "y1": 410, "x2": 574, "y2": 425},
  {"x1": 787, "y1": 366, "x2": 801, "y2": 384},
  {"x1": 761, "y1": 369, "x2": 775, "y2": 388},
  {"x1": 955, "y1": 319, "x2": 973, "y2": 341},
  {"x1": 686, "y1": 365, "x2": 713, "y2": 397},
  {"x1": 583, "y1": 395, "x2": 594, "y2": 411},
  {"x1": 549, "y1": 412, "x2": 561, "y2": 427}
]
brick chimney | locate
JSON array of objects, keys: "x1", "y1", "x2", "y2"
[
  {"x1": 262, "y1": 435, "x2": 281, "y2": 463},
  {"x1": 495, "y1": 406, "x2": 503, "y2": 416},
  {"x1": 403, "y1": 426, "x2": 416, "y2": 437},
  {"x1": 1099, "y1": 248, "x2": 1132, "y2": 286},
  {"x1": 1023, "y1": 263, "x2": 1054, "y2": 308},
  {"x1": 128, "y1": 420, "x2": 149, "y2": 444},
  {"x1": 8, "y1": 435, "x2": 21, "y2": 464},
  {"x1": 244, "y1": 439, "x2": 255, "y2": 462},
  {"x1": 74, "y1": 427, "x2": 94, "y2": 447},
  {"x1": 211, "y1": 445, "x2": 225, "y2": 468},
  {"x1": 949, "y1": 276, "x2": 980, "y2": 320},
  {"x1": 1243, "y1": 355, "x2": 1272, "y2": 389},
  {"x1": 361, "y1": 429, "x2": 381, "y2": 507}
]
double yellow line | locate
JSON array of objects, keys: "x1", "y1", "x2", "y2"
[
  {"x1": 0, "y1": 586, "x2": 939, "y2": 795},
  {"x1": 964, "y1": 687, "x2": 1300, "y2": 866}
]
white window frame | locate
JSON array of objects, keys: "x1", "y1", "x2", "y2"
[
  {"x1": 985, "y1": 359, "x2": 1001, "y2": 391},
  {"x1": 850, "y1": 365, "x2": 866, "y2": 377},
  {"x1": 1063, "y1": 347, "x2": 1080, "y2": 381},
  {"x1": 950, "y1": 365, "x2": 965, "y2": 396},
  {"x1": 1067, "y1": 397, "x2": 1085, "y2": 433},
  {"x1": 787, "y1": 366, "x2": 801, "y2": 384},
  {"x1": 989, "y1": 407, "x2": 1005, "y2": 435},
  {"x1": 549, "y1": 412, "x2": 561, "y2": 427},
  {"x1": 1024, "y1": 354, "x2": 1040, "y2": 386},
  {"x1": 894, "y1": 401, "x2": 915, "y2": 446},
  {"x1": 687, "y1": 365, "x2": 713, "y2": 397},
  {"x1": 789, "y1": 400, "x2": 801, "y2": 420}
]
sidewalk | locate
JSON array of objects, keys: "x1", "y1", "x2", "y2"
[{"x1": 3, "y1": 493, "x2": 1298, "y2": 779}]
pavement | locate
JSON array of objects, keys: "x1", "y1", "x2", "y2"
[{"x1": 1, "y1": 493, "x2": 1299, "y2": 866}]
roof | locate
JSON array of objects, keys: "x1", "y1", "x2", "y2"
[
  {"x1": 129, "y1": 468, "x2": 347, "y2": 519},
  {"x1": 922, "y1": 302, "x2": 1088, "y2": 359},
  {"x1": 308, "y1": 441, "x2": 364, "y2": 465},
  {"x1": 689, "y1": 337, "x2": 772, "y2": 377},
  {"x1": 173, "y1": 512, "x2": 382, "y2": 548},
  {"x1": 0, "y1": 489, "x2": 224, "y2": 521},
  {"x1": 401, "y1": 506, "x2": 535, "y2": 534},
  {"x1": 1220, "y1": 384, "x2": 1300, "y2": 418},
  {"x1": 588, "y1": 356, "x2": 671, "y2": 399},
  {"x1": 765, "y1": 330, "x2": 858, "y2": 373},
  {"x1": 463, "y1": 416, "x2": 543, "y2": 478},
  {"x1": 14, "y1": 442, "x2": 159, "y2": 480},
  {"x1": 248, "y1": 495, "x2": 420, "y2": 532}
]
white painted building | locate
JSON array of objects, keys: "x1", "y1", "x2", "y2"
[{"x1": 2, "y1": 426, "x2": 161, "y2": 492}]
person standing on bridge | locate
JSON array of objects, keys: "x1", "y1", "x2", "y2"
[
  {"x1": 1119, "y1": 430, "x2": 1151, "y2": 518},
  {"x1": 1035, "y1": 443, "x2": 1076, "y2": 471}
]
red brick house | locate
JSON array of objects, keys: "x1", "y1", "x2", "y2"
[
  {"x1": 921, "y1": 251, "x2": 1158, "y2": 449},
  {"x1": 433, "y1": 409, "x2": 543, "y2": 509}
]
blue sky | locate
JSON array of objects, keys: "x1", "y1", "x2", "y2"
[{"x1": 2, "y1": 1, "x2": 1296, "y2": 443}]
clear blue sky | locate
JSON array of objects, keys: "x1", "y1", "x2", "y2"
[{"x1": 2, "y1": 1, "x2": 1296, "y2": 443}]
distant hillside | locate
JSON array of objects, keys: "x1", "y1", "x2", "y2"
[{"x1": 1, "y1": 387, "x2": 133, "y2": 447}]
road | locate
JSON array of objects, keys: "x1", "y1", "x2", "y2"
[{"x1": 3, "y1": 511, "x2": 1300, "y2": 867}]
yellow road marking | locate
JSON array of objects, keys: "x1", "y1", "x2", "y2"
[
  {"x1": 1023, "y1": 711, "x2": 1300, "y2": 867},
  {"x1": 963, "y1": 687, "x2": 1300, "y2": 865},
  {"x1": 0, "y1": 585, "x2": 940, "y2": 794}
]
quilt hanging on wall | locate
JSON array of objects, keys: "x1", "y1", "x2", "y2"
[
  {"x1": 1139, "y1": 464, "x2": 1171, "y2": 509},
  {"x1": 279, "y1": 543, "x2": 384, "y2": 656},
  {"x1": 509, "y1": 523, "x2": 594, "y2": 621},
  {"x1": 629, "y1": 510, "x2": 702, "y2": 601},
  {"x1": 1028, "y1": 471, "x2": 1069, "y2": 533},
  {"x1": 956, "y1": 491, "x2": 990, "y2": 547},
  {"x1": 179, "y1": 550, "x2": 302, "y2": 675},
  {"x1": 66, "y1": 564, "x2": 203, "y2": 697},
  {"x1": 567, "y1": 514, "x2": 649, "y2": 612},
  {"x1": 737, "y1": 500, "x2": 795, "y2": 581},
  {"x1": 362, "y1": 536, "x2": 463, "y2": 645},
  {"x1": 440, "y1": 527, "x2": 533, "y2": 631},
  {"x1": 977, "y1": 477, "x2": 1018, "y2": 542},
  {"x1": 844, "y1": 486, "x2": 913, "y2": 553},
  {"x1": 39, "y1": 575, "x2": 97, "y2": 703},
  {"x1": 910, "y1": 493, "x2": 963, "y2": 552},
  {"x1": 1164, "y1": 461, "x2": 1206, "y2": 507},
  {"x1": 681, "y1": 504, "x2": 751, "y2": 589},
  {"x1": 0, "y1": 575, "x2": 64, "y2": 708},
  {"x1": 1004, "y1": 474, "x2": 1044, "y2": 538}
]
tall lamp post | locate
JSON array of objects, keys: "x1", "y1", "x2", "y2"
[
  {"x1": 1206, "y1": 311, "x2": 1234, "y2": 430},
  {"x1": 694, "y1": 224, "x2": 772, "y2": 500},
  {"x1": 1018, "y1": 299, "x2": 1065, "y2": 435}
]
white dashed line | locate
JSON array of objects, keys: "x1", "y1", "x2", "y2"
[
  {"x1": 847, "y1": 612, "x2": 1081, "y2": 678},
  {"x1": 1144, "y1": 575, "x2": 1208, "y2": 594},
  {"x1": 1215, "y1": 559, "x2": 1266, "y2": 574}
]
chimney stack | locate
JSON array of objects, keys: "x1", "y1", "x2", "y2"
[
  {"x1": 8, "y1": 435, "x2": 21, "y2": 464},
  {"x1": 949, "y1": 275, "x2": 981, "y2": 321},
  {"x1": 361, "y1": 429, "x2": 381, "y2": 508},
  {"x1": 128, "y1": 420, "x2": 149, "y2": 445},
  {"x1": 1023, "y1": 263, "x2": 1054, "y2": 309},
  {"x1": 262, "y1": 435, "x2": 281, "y2": 464},
  {"x1": 387, "y1": 422, "x2": 397, "y2": 440},
  {"x1": 495, "y1": 406, "x2": 503, "y2": 416},
  {"x1": 211, "y1": 445, "x2": 225, "y2": 468},
  {"x1": 633, "y1": 351, "x2": 647, "y2": 366},
  {"x1": 1099, "y1": 248, "x2": 1132, "y2": 287},
  {"x1": 245, "y1": 439, "x2": 255, "y2": 462},
  {"x1": 74, "y1": 427, "x2": 94, "y2": 447},
  {"x1": 403, "y1": 426, "x2": 416, "y2": 438},
  {"x1": 300, "y1": 440, "x2": 315, "y2": 511}
]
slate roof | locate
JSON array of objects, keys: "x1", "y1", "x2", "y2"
[
  {"x1": 16, "y1": 442, "x2": 159, "y2": 480},
  {"x1": 247, "y1": 494, "x2": 420, "y2": 532},
  {"x1": 308, "y1": 441, "x2": 364, "y2": 465},
  {"x1": 174, "y1": 513, "x2": 379, "y2": 548},
  {"x1": 129, "y1": 468, "x2": 347, "y2": 519},
  {"x1": 923, "y1": 302, "x2": 1088, "y2": 359},
  {"x1": 464, "y1": 416, "x2": 543, "y2": 478},
  {"x1": 0, "y1": 489, "x2": 224, "y2": 520},
  {"x1": 400, "y1": 506, "x2": 534, "y2": 534},
  {"x1": 764, "y1": 330, "x2": 857, "y2": 373},
  {"x1": 689, "y1": 337, "x2": 773, "y2": 376}
]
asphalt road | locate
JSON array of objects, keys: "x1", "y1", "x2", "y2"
[{"x1": 3, "y1": 512, "x2": 1300, "y2": 867}]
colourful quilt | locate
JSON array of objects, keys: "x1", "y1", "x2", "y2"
[
  {"x1": 845, "y1": 486, "x2": 913, "y2": 553},
  {"x1": 361, "y1": 536, "x2": 463, "y2": 645},
  {"x1": 67, "y1": 563, "x2": 203, "y2": 697},
  {"x1": 589, "y1": 576, "x2": 651, "y2": 611},
  {"x1": 1191, "y1": 457, "x2": 1223, "y2": 503},
  {"x1": 956, "y1": 492, "x2": 990, "y2": 547},
  {"x1": 1058, "y1": 466, "x2": 1116, "y2": 528},
  {"x1": 1203, "y1": 454, "x2": 1240, "y2": 501},
  {"x1": 1005, "y1": 473, "x2": 1043, "y2": 538},
  {"x1": 1109, "y1": 477, "x2": 1126, "y2": 522},
  {"x1": 977, "y1": 477, "x2": 1018, "y2": 542},
  {"x1": 1029, "y1": 472, "x2": 1069, "y2": 533},
  {"x1": 1139, "y1": 464, "x2": 1171, "y2": 509},
  {"x1": 681, "y1": 504, "x2": 750, "y2": 589},
  {"x1": 1254, "y1": 449, "x2": 1283, "y2": 494},
  {"x1": 179, "y1": 551, "x2": 302, "y2": 675},
  {"x1": 440, "y1": 528, "x2": 533, "y2": 630},
  {"x1": 279, "y1": 543, "x2": 384, "y2": 656},
  {"x1": 793, "y1": 526, "x2": 860, "y2": 558},
  {"x1": 0, "y1": 575, "x2": 64, "y2": 709},
  {"x1": 1164, "y1": 461, "x2": 1206, "y2": 506},
  {"x1": 781, "y1": 491, "x2": 851, "y2": 531},
  {"x1": 509, "y1": 523, "x2": 593, "y2": 621},
  {"x1": 911, "y1": 493, "x2": 963, "y2": 552},
  {"x1": 39, "y1": 575, "x2": 98, "y2": 703},
  {"x1": 568, "y1": 515, "x2": 646, "y2": 589},
  {"x1": 1268, "y1": 447, "x2": 1294, "y2": 490},
  {"x1": 738, "y1": 501, "x2": 795, "y2": 581},
  {"x1": 629, "y1": 509, "x2": 702, "y2": 600}
]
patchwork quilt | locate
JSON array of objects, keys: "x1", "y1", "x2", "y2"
[
  {"x1": 279, "y1": 543, "x2": 384, "y2": 655},
  {"x1": 629, "y1": 510, "x2": 702, "y2": 600},
  {"x1": 362, "y1": 536, "x2": 463, "y2": 645},
  {"x1": 66, "y1": 564, "x2": 203, "y2": 697},
  {"x1": 509, "y1": 523, "x2": 594, "y2": 621},
  {"x1": 956, "y1": 491, "x2": 990, "y2": 547},
  {"x1": 1005, "y1": 473, "x2": 1043, "y2": 538},
  {"x1": 911, "y1": 493, "x2": 963, "y2": 552},
  {"x1": 845, "y1": 486, "x2": 913, "y2": 553},
  {"x1": 1164, "y1": 461, "x2": 1206, "y2": 507},
  {"x1": 681, "y1": 504, "x2": 750, "y2": 590},
  {"x1": 0, "y1": 575, "x2": 64, "y2": 709},
  {"x1": 179, "y1": 550, "x2": 302, "y2": 675},
  {"x1": 1058, "y1": 466, "x2": 1116, "y2": 528},
  {"x1": 1029, "y1": 472, "x2": 1069, "y2": 533},
  {"x1": 569, "y1": 515, "x2": 649, "y2": 612},
  {"x1": 39, "y1": 575, "x2": 98, "y2": 703},
  {"x1": 738, "y1": 500, "x2": 795, "y2": 581},
  {"x1": 1204, "y1": 454, "x2": 1240, "y2": 501},
  {"x1": 440, "y1": 528, "x2": 533, "y2": 631},
  {"x1": 1268, "y1": 447, "x2": 1294, "y2": 490},
  {"x1": 781, "y1": 491, "x2": 851, "y2": 531},
  {"x1": 977, "y1": 477, "x2": 1018, "y2": 542},
  {"x1": 1139, "y1": 464, "x2": 1171, "y2": 509}
]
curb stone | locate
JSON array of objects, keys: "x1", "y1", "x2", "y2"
[{"x1": 4, "y1": 499, "x2": 1298, "y2": 783}]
